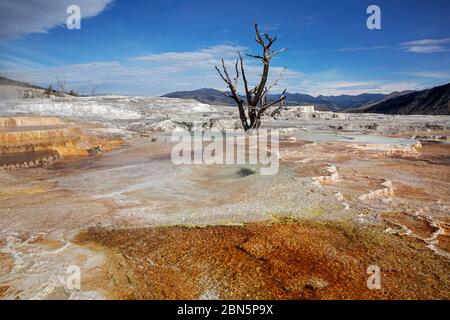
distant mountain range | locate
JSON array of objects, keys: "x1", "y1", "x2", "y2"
[
  {"x1": 163, "y1": 88, "x2": 236, "y2": 106},
  {"x1": 361, "y1": 83, "x2": 450, "y2": 115},
  {"x1": 162, "y1": 88, "x2": 386, "y2": 111},
  {"x1": 2, "y1": 75, "x2": 449, "y2": 115},
  {"x1": 163, "y1": 84, "x2": 450, "y2": 115}
]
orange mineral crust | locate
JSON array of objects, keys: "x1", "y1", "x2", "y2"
[{"x1": 75, "y1": 220, "x2": 450, "y2": 300}]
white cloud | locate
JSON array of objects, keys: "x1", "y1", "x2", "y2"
[
  {"x1": 401, "y1": 38, "x2": 450, "y2": 46},
  {"x1": 132, "y1": 45, "x2": 248, "y2": 73},
  {"x1": 335, "y1": 38, "x2": 450, "y2": 54},
  {"x1": 400, "y1": 37, "x2": 450, "y2": 54},
  {"x1": 398, "y1": 71, "x2": 450, "y2": 80},
  {"x1": 335, "y1": 46, "x2": 389, "y2": 52},
  {"x1": 2, "y1": 44, "x2": 302, "y2": 96},
  {"x1": 134, "y1": 45, "x2": 244, "y2": 63},
  {"x1": 289, "y1": 76, "x2": 423, "y2": 96},
  {"x1": 299, "y1": 15, "x2": 316, "y2": 28},
  {"x1": 262, "y1": 23, "x2": 281, "y2": 32},
  {"x1": 405, "y1": 46, "x2": 449, "y2": 54},
  {"x1": 0, "y1": 0, "x2": 113, "y2": 39},
  {"x1": 2, "y1": 45, "x2": 441, "y2": 97},
  {"x1": 3, "y1": 60, "x2": 430, "y2": 97}
]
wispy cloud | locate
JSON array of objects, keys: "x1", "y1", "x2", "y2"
[
  {"x1": 299, "y1": 15, "x2": 316, "y2": 28},
  {"x1": 133, "y1": 44, "x2": 302, "y2": 83},
  {"x1": 2, "y1": 45, "x2": 303, "y2": 95},
  {"x1": 400, "y1": 37, "x2": 450, "y2": 54},
  {"x1": 262, "y1": 23, "x2": 281, "y2": 32},
  {"x1": 335, "y1": 46, "x2": 389, "y2": 52},
  {"x1": 2, "y1": 58, "x2": 434, "y2": 97},
  {"x1": 0, "y1": 0, "x2": 113, "y2": 39},
  {"x1": 335, "y1": 37, "x2": 450, "y2": 54},
  {"x1": 398, "y1": 71, "x2": 450, "y2": 80},
  {"x1": 294, "y1": 79, "x2": 423, "y2": 96},
  {"x1": 133, "y1": 45, "x2": 247, "y2": 71},
  {"x1": 401, "y1": 38, "x2": 450, "y2": 46},
  {"x1": 1, "y1": 44, "x2": 443, "y2": 97},
  {"x1": 286, "y1": 68, "x2": 425, "y2": 96}
]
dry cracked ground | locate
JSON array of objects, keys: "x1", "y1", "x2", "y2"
[{"x1": 0, "y1": 112, "x2": 449, "y2": 300}]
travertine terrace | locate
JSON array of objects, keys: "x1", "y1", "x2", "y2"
[{"x1": 0, "y1": 96, "x2": 449, "y2": 299}]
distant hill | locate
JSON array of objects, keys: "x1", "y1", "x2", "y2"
[
  {"x1": 361, "y1": 83, "x2": 450, "y2": 115},
  {"x1": 162, "y1": 88, "x2": 387, "y2": 111},
  {"x1": 0, "y1": 75, "x2": 82, "y2": 99},
  {"x1": 353, "y1": 90, "x2": 414, "y2": 111},
  {"x1": 162, "y1": 88, "x2": 236, "y2": 105},
  {"x1": 317, "y1": 93, "x2": 385, "y2": 109},
  {"x1": 0, "y1": 75, "x2": 43, "y2": 90}
]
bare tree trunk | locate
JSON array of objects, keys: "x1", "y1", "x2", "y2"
[
  {"x1": 215, "y1": 24, "x2": 288, "y2": 132},
  {"x1": 90, "y1": 85, "x2": 98, "y2": 96},
  {"x1": 56, "y1": 76, "x2": 66, "y2": 96}
]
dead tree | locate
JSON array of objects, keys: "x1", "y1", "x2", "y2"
[
  {"x1": 56, "y1": 76, "x2": 66, "y2": 95},
  {"x1": 90, "y1": 84, "x2": 98, "y2": 96},
  {"x1": 215, "y1": 24, "x2": 288, "y2": 132}
]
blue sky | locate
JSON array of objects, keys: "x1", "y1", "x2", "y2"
[{"x1": 0, "y1": 0, "x2": 449, "y2": 96}]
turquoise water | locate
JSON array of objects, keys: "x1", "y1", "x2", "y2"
[{"x1": 157, "y1": 130, "x2": 417, "y2": 145}]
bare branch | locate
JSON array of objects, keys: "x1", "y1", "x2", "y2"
[
  {"x1": 270, "y1": 48, "x2": 288, "y2": 58},
  {"x1": 221, "y1": 59, "x2": 233, "y2": 83},
  {"x1": 215, "y1": 59, "x2": 242, "y2": 105},
  {"x1": 258, "y1": 89, "x2": 287, "y2": 116},
  {"x1": 263, "y1": 33, "x2": 277, "y2": 46},
  {"x1": 254, "y1": 24, "x2": 265, "y2": 47},
  {"x1": 266, "y1": 67, "x2": 287, "y2": 93},
  {"x1": 234, "y1": 59, "x2": 240, "y2": 87},
  {"x1": 245, "y1": 53, "x2": 264, "y2": 60},
  {"x1": 239, "y1": 52, "x2": 252, "y2": 105},
  {"x1": 215, "y1": 66, "x2": 228, "y2": 84}
]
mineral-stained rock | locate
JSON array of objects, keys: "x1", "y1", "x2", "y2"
[
  {"x1": 350, "y1": 141, "x2": 422, "y2": 155},
  {"x1": 359, "y1": 180, "x2": 394, "y2": 201},
  {"x1": 0, "y1": 116, "x2": 123, "y2": 169},
  {"x1": 312, "y1": 165, "x2": 339, "y2": 185},
  {"x1": 74, "y1": 220, "x2": 450, "y2": 299}
]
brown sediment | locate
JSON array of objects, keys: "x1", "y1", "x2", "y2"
[
  {"x1": 295, "y1": 163, "x2": 331, "y2": 178},
  {"x1": 27, "y1": 237, "x2": 66, "y2": 250},
  {"x1": 393, "y1": 183, "x2": 430, "y2": 200},
  {"x1": 0, "y1": 252, "x2": 14, "y2": 276},
  {"x1": 0, "y1": 286, "x2": 9, "y2": 298},
  {"x1": 436, "y1": 234, "x2": 450, "y2": 253},
  {"x1": 393, "y1": 143, "x2": 450, "y2": 166},
  {"x1": 74, "y1": 220, "x2": 450, "y2": 300},
  {"x1": 382, "y1": 212, "x2": 439, "y2": 239},
  {"x1": 0, "y1": 185, "x2": 47, "y2": 197},
  {"x1": 435, "y1": 223, "x2": 450, "y2": 253}
]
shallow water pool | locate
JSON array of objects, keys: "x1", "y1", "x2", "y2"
[{"x1": 294, "y1": 131, "x2": 417, "y2": 145}]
